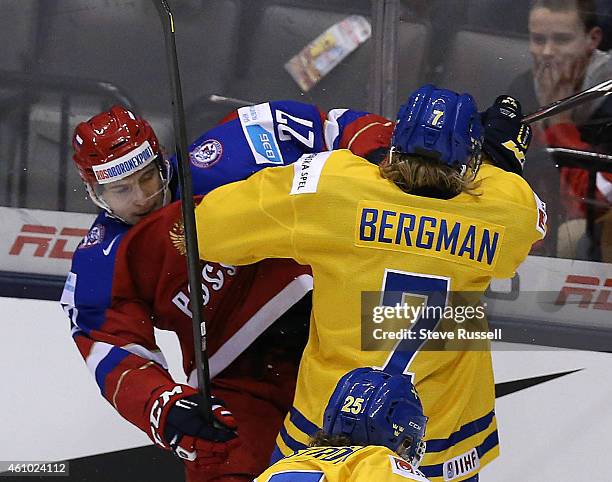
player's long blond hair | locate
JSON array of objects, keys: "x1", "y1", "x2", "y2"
[
  {"x1": 309, "y1": 430, "x2": 353, "y2": 448},
  {"x1": 379, "y1": 149, "x2": 482, "y2": 198}
]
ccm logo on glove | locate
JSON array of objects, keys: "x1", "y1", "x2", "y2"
[{"x1": 148, "y1": 384, "x2": 239, "y2": 469}]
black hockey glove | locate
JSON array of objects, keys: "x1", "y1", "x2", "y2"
[
  {"x1": 480, "y1": 95, "x2": 532, "y2": 175},
  {"x1": 149, "y1": 384, "x2": 239, "y2": 469}
]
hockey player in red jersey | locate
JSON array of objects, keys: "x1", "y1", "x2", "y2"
[
  {"x1": 61, "y1": 102, "x2": 394, "y2": 481},
  {"x1": 70, "y1": 195, "x2": 312, "y2": 481}
]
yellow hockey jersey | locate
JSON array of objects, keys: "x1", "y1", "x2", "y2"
[
  {"x1": 195, "y1": 150, "x2": 546, "y2": 481},
  {"x1": 255, "y1": 445, "x2": 430, "y2": 482}
]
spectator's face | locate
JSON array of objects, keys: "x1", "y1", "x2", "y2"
[
  {"x1": 96, "y1": 164, "x2": 165, "y2": 225},
  {"x1": 528, "y1": 7, "x2": 601, "y2": 69}
]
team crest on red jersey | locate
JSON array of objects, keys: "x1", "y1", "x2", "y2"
[{"x1": 169, "y1": 219, "x2": 186, "y2": 256}]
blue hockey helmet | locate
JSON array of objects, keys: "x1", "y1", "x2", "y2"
[
  {"x1": 323, "y1": 368, "x2": 428, "y2": 467},
  {"x1": 391, "y1": 84, "x2": 483, "y2": 173}
]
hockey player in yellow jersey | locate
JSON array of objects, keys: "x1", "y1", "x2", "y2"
[
  {"x1": 256, "y1": 367, "x2": 431, "y2": 482},
  {"x1": 195, "y1": 85, "x2": 546, "y2": 481}
]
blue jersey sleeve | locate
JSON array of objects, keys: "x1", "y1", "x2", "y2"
[
  {"x1": 61, "y1": 213, "x2": 127, "y2": 334},
  {"x1": 169, "y1": 100, "x2": 392, "y2": 199},
  {"x1": 170, "y1": 101, "x2": 327, "y2": 198},
  {"x1": 60, "y1": 213, "x2": 172, "y2": 431}
]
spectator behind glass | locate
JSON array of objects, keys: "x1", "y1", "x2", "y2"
[{"x1": 508, "y1": 0, "x2": 612, "y2": 261}]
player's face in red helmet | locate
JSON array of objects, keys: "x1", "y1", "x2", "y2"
[
  {"x1": 72, "y1": 105, "x2": 170, "y2": 225},
  {"x1": 91, "y1": 163, "x2": 166, "y2": 225}
]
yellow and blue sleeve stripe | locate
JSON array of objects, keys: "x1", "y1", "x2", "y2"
[{"x1": 271, "y1": 406, "x2": 499, "y2": 479}]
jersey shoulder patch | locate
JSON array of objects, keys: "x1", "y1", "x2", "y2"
[
  {"x1": 388, "y1": 455, "x2": 429, "y2": 480},
  {"x1": 290, "y1": 151, "x2": 333, "y2": 195},
  {"x1": 533, "y1": 190, "x2": 547, "y2": 238},
  {"x1": 238, "y1": 102, "x2": 284, "y2": 165},
  {"x1": 78, "y1": 223, "x2": 106, "y2": 249},
  {"x1": 70, "y1": 214, "x2": 128, "y2": 280}
]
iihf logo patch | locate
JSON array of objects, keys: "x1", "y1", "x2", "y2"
[
  {"x1": 190, "y1": 139, "x2": 223, "y2": 168},
  {"x1": 446, "y1": 462, "x2": 455, "y2": 480},
  {"x1": 442, "y1": 448, "x2": 480, "y2": 481},
  {"x1": 79, "y1": 224, "x2": 105, "y2": 249}
]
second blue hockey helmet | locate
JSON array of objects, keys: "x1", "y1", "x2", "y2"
[
  {"x1": 323, "y1": 367, "x2": 428, "y2": 467},
  {"x1": 391, "y1": 84, "x2": 483, "y2": 172}
]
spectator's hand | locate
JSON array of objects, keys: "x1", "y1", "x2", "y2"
[
  {"x1": 534, "y1": 54, "x2": 588, "y2": 123},
  {"x1": 149, "y1": 384, "x2": 240, "y2": 469},
  {"x1": 480, "y1": 96, "x2": 532, "y2": 175}
]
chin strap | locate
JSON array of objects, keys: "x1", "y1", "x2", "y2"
[{"x1": 159, "y1": 158, "x2": 172, "y2": 208}]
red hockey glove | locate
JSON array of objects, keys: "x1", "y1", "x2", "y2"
[
  {"x1": 480, "y1": 95, "x2": 532, "y2": 175},
  {"x1": 148, "y1": 384, "x2": 240, "y2": 469}
]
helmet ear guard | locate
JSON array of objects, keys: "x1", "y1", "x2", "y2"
[
  {"x1": 323, "y1": 368, "x2": 428, "y2": 467},
  {"x1": 391, "y1": 84, "x2": 484, "y2": 179}
]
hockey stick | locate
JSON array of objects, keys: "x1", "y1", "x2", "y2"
[
  {"x1": 152, "y1": 0, "x2": 213, "y2": 421},
  {"x1": 522, "y1": 79, "x2": 612, "y2": 124},
  {"x1": 545, "y1": 147, "x2": 612, "y2": 172},
  {"x1": 216, "y1": 79, "x2": 612, "y2": 121}
]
